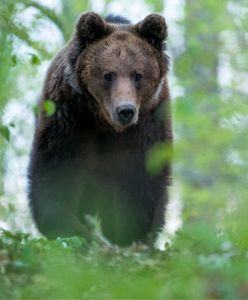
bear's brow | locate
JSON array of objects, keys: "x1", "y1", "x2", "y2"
[{"x1": 112, "y1": 31, "x2": 132, "y2": 41}]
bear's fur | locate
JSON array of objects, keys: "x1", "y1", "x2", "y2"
[{"x1": 28, "y1": 12, "x2": 172, "y2": 246}]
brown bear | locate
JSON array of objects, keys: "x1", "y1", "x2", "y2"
[{"x1": 28, "y1": 12, "x2": 172, "y2": 246}]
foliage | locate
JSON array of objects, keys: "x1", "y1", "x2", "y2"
[
  {"x1": 0, "y1": 0, "x2": 63, "y2": 56},
  {"x1": 0, "y1": 227, "x2": 248, "y2": 299},
  {"x1": 172, "y1": 0, "x2": 248, "y2": 253},
  {"x1": 60, "y1": 0, "x2": 90, "y2": 40},
  {"x1": 0, "y1": 0, "x2": 62, "y2": 214}
]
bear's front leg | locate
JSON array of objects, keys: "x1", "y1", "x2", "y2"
[
  {"x1": 28, "y1": 158, "x2": 92, "y2": 240},
  {"x1": 145, "y1": 170, "x2": 170, "y2": 244}
]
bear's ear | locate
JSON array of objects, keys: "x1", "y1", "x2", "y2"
[
  {"x1": 76, "y1": 12, "x2": 110, "y2": 46},
  {"x1": 135, "y1": 14, "x2": 167, "y2": 50}
]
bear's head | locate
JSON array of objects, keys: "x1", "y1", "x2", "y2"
[{"x1": 68, "y1": 12, "x2": 169, "y2": 132}]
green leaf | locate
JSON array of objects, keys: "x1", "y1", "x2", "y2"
[
  {"x1": 43, "y1": 100, "x2": 56, "y2": 117},
  {"x1": 146, "y1": 142, "x2": 173, "y2": 175},
  {"x1": 30, "y1": 54, "x2": 41, "y2": 65},
  {"x1": 11, "y1": 55, "x2": 18, "y2": 67},
  {"x1": 0, "y1": 125, "x2": 10, "y2": 142}
]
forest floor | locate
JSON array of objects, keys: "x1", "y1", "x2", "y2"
[{"x1": 0, "y1": 228, "x2": 248, "y2": 299}]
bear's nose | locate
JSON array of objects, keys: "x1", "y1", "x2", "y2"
[{"x1": 116, "y1": 105, "x2": 136, "y2": 125}]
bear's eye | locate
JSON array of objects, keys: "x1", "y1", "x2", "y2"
[
  {"x1": 134, "y1": 73, "x2": 143, "y2": 82},
  {"x1": 104, "y1": 73, "x2": 114, "y2": 82}
]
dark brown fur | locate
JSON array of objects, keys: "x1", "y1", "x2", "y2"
[{"x1": 28, "y1": 12, "x2": 172, "y2": 245}]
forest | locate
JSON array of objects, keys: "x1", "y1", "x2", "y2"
[{"x1": 0, "y1": 0, "x2": 248, "y2": 298}]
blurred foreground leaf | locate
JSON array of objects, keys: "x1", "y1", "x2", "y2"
[
  {"x1": 0, "y1": 125, "x2": 10, "y2": 142},
  {"x1": 30, "y1": 54, "x2": 41, "y2": 66},
  {"x1": 1, "y1": 228, "x2": 248, "y2": 299},
  {"x1": 146, "y1": 142, "x2": 173, "y2": 175},
  {"x1": 43, "y1": 100, "x2": 56, "y2": 117}
]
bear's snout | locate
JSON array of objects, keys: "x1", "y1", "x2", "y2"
[
  {"x1": 110, "y1": 101, "x2": 138, "y2": 129},
  {"x1": 116, "y1": 104, "x2": 136, "y2": 125}
]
